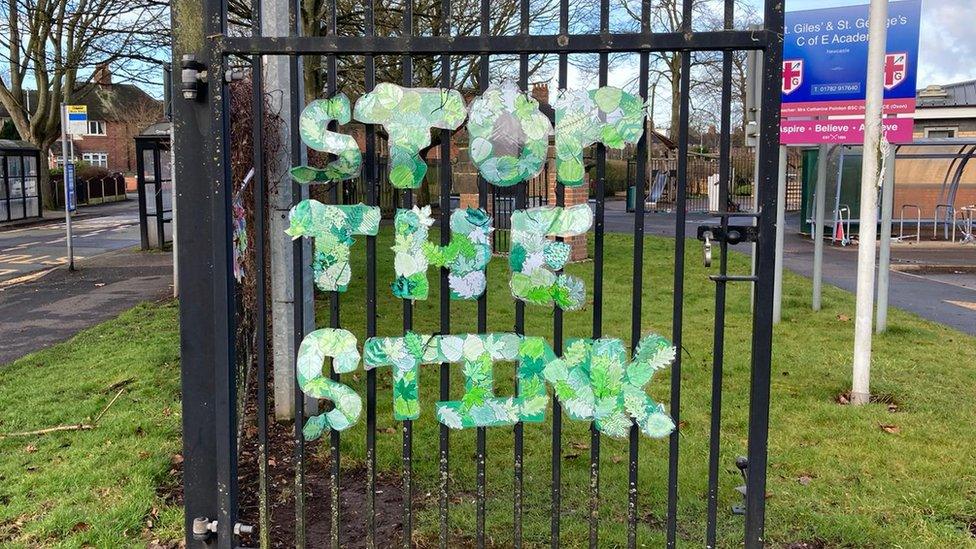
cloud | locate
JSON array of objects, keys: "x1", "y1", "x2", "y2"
[{"x1": 916, "y1": 1, "x2": 976, "y2": 85}]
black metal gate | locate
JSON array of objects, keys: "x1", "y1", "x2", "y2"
[{"x1": 173, "y1": 0, "x2": 783, "y2": 546}]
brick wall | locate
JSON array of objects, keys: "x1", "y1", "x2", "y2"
[
  {"x1": 72, "y1": 121, "x2": 139, "y2": 173},
  {"x1": 893, "y1": 156, "x2": 976, "y2": 216},
  {"x1": 545, "y1": 157, "x2": 589, "y2": 261}
]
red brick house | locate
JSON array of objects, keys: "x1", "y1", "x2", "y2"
[{"x1": 0, "y1": 66, "x2": 163, "y2": 176}]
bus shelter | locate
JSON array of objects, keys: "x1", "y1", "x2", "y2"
[
  {"x1": 0, "y1": 139, "x2": 41, "y2": 223},
  {"x1": 135, "y1": 122, "x2": 172, "y2": 249}
]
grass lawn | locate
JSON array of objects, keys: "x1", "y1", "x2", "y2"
[
  {"x1": 316, "y1": 227, "x2": 976, "y2": 547},
  {"x1": 1, "y1": 228, "x2": 973, "y2": 547},
  {"x1": 0, "y1": 302, "x2": 184, "y2": 547}
]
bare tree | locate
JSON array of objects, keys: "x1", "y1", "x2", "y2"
[
  {"x1": 114, "y1": 94, "x2": 165, "y2": 172},
  {"x1": 0, "y1": 0, "x2": 168, "y2": 207},
  {"x1": 228, "y1": 0, "x2": 574, "y2": 99}
]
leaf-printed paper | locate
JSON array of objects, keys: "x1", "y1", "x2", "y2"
[
  {"x1": 553, "y1": 87, "x2": 645, "y2": 186},
  {"x1": 296, "y1": 328, "x2": 363, "y2": 440},
  {"x1": 286, "y1": 199, "x2": 380, "y2": 292},
  {"x1": 542, "y1": 333, "x2": 676, "y2": 439},
  {"x1": 354, "y1": 84, "x2": 467, "y2": 189},
  {"x1": 509, "y1": 204, "x2": 593, "y2": 310},
  {"x1": 363, "y1": 332, "x2": 553, "y2": 428},
  {"x1": 467, "y1": 81, "x2": 553, "y2": 187},
  {"x1": 392, "y1": 207, "x2": 493, "y2": 301},
  {"x1": 291, "y1": 94, "x2": 363, "y2": 184}
]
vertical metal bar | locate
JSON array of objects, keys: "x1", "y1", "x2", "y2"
[
  {"x1": 250, "y1": 50, "x2": 272, "y2": 549},
  {"x1": 364, "y1": 1, "x2": 378, "y2": 546},
  {"x1": 212, "y1": 46, "x2": 239, "y2": 549},
  {"x1": 589, "y1": 2, "x2": 610, "y2": 546},
  {"x1": 155, "y1": 150, "x2": 165, "y2": 250},
  {"x1": 289, "y1": 0, "x2": 307, "y2": 542},
  {"x1": 173, "y1": 0, "x2": 219, "y2": 538},
  {"x1": 324, "y1": 2, "x2": 341, "y2": 546},
  {"x1": 401, "y1": 3, "x2": 415, "y2": 547},
  {"x1": 551, "y1": 2, "x2": 568, "y2": 546},
  {"x1": 476, "y1": 2, "x2": 489, "y2": 546},
  {"x1": 438, "y1": 2, "x2": 452, "y2": 545},
  {"x1": 664, "y1": 2, "x2": 692, "y2": 546},
  {"x1": 704, "y1": 3, "x2": 734, "y2": 547},
  {"x1": 514, "y1": 1, "x2": 529, "y2": 546},
  {"x1": 136, "y1": 144, "x2": 150, "y2": 250},
  {"x1": 745, "y1": 0, "x2": 784, "y2": 545},
  {"x1": 628, "y1": 2, "x2": 650, "y2": 547}
]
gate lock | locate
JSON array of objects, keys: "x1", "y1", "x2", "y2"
[{"x1": 696, "y1": 225, "x2": 759, "y2": 268}]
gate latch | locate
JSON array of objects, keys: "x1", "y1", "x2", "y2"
[{"x1": 696, "y1": 225, "x2": 759, "y2": 247}]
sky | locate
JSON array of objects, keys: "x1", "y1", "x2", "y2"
[{"x1": 761, "y1": 0, "x2": 975, "y2": 87}]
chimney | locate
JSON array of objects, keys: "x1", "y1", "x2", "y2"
[
  {"x1": 94, "y1": 63, "x2": 112, "y2": 86},
  {"x1": 531, "y1": 82, "x2": 549, "y2": 106}
]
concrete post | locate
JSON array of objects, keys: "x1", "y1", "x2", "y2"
[
  {"x1": 812, "y1": 144, "x2": 828, "y2": 311},
  {"x1": 263, "y1": 6, "x2": 316, "y2": 419},
  {"x1": 876, "y1": 146, "x2": 896, "y2": 333},
  {"x1": 773, "y1": 145, "x2": 787, "y2": 324},
  {"x1": 851, "y1": 0, "x2": 889, "y2": 406}
]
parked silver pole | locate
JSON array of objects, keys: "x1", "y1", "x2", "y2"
[
  {"x1": 59, "y1": 103, "x2": 75, "y2": 271},
  {"x1": 773, "y1": 144, "x2": 788, "y2": 324},
  {"x1": 851, "y1": 0, "x2": 890, "y2": 405},
  {"x1": 876, "y1": 146, "x2": 896, "y2": 333},
  {"x1": 812, "y1": 144, "x2": 828, "y2": 310}
]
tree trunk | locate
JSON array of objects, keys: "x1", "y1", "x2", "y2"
[
  {"x1": 669, "y1": 53, "x2": 682, "y2": 139},
  {"x1": 38, "y1": 147, "x2": 55, "y2": 210}
]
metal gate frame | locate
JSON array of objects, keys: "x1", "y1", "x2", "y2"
[{"x1": 172, "y1": 0, "x2": 784, "y2": 546}]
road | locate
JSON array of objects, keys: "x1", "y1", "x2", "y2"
[
  {"x1": 0, "y1": 200, "x2": 142, "y2": 282},
  {"x1": 0, "y1": 200, "x2": 173, "y2": 365}
]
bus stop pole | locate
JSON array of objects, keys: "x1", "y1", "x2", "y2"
[
  {"x1": 773, "y1": 144, "x2": 787, "y2": 323},
  {"x1": 59, "y1": 103, "x2": 75, "y2": 271},
  {"x1": 812, "y1": 144, "x2": 827, "y2": 310},
  {"x1": 876, "y1": 146, "x2": 896, "y2": 332},
  {"x1": 851, "y1": 0, "x2": 889, "y2": 405}
]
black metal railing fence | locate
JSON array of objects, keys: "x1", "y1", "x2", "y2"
[{"x1": 176, "y1": 0, "x2": 785, "y2": 547}]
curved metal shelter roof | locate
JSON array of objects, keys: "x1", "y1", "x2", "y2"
[{"x1": 0, "y1": 139, "x2": 39, "y2": 152}]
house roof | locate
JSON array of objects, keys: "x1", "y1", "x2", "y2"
[
  {"x1": 917, "y1": 80, "x2": 976, "y2": 108},
  {"x1": 0, "y1": 83, "x2": 161, "y2": 122}
]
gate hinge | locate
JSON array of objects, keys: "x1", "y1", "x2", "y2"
[
  {"x1": 191, "y1": 517, "x2": 255, "y2": 542},
  {"x1": 696, "y1": 225, "x2": 759, "y2": 246}
]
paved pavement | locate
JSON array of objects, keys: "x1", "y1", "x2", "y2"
[
  {"x1": 0, "y1": 200, "x2": 142, "y2": 282},
  {"x1": 0, "y1": 201, "x2": 173, "y2": 365},
  {"x1": 602, "y1": 199, "x2": 976, "y2": 335}
]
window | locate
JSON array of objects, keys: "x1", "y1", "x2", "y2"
[
  {"x1": 87, "y1": 120, "x2": 106, "y2": 135},
  {"x1": 924, "y1": 127, "x2": 957, "y2": 139},
  {"x1": 82, "y1": 152, "x2": 108, "y2": 168}
]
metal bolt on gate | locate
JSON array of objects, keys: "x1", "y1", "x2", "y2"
[{"x1": 172, "y1": 0, "x2": 784, "y2": 547}]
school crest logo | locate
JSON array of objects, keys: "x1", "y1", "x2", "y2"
[
  {"x1": 782, "y1": 59, "x2": 803, "y2": 95},
  {"x1": 884, "y1": 53, "x2": 908, "y2": 90}
]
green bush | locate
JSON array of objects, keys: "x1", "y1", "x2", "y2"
[{"x1": 587, "y1": 158, "x2": 630, "y2": 197}]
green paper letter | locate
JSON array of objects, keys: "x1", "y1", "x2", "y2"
[
  {"x1": 467, "y1": 81, "x2": 553, "y2": 187},
  {"x1": 297, "y1": 328, "x2": 363, "y2": 440},
  {"x1": 543, "y1": 334, "x2": 676, "y2": 439},
  {"x1": 392, "y1": 206, "x2": 493, "y2": 301},
  {"x1": 363, "y1": 332, "x2": 553, "y2": 428},
  {"x1": 553, "y1": 87, "x2": 646, "y2": 186},
  {"x1": 509, "y1": 204, "x2": 593, "y2": 310},
  {"x1": 354, "y1": 84, "x2": 467, "y2": 189},
  {"x1": 285, "y1": 199, "x2": 380, "y2": 292},
  {"x1": 291, "y1": 94, "x2": 362, "y2": 184}
]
